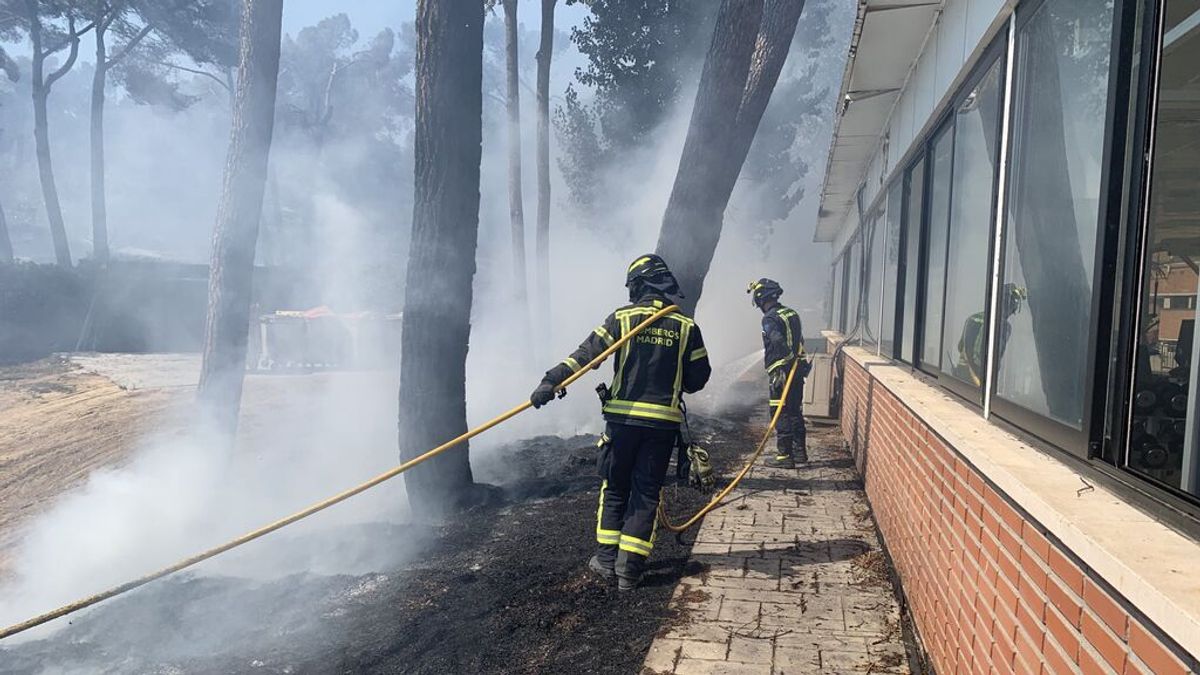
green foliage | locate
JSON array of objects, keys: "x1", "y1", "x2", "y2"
[{"x1": 554, "y1": 0, "x2": 716, "y2": 216}]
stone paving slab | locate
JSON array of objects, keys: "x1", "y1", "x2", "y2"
[{"x1": 643, "y1": 421, "x2": 910, "y2": 675}]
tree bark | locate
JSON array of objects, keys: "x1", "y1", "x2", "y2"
[
  {"x1": 0, "y1": 199, "x2": 12, "y2": 264},
  {"x1": 503, "y1": 0, "x2": 528, "y2": 306},
  {"x1": 197, "y1": 0, "x2": 284, "y2": 442},
  {"x1": 26, "y1": 1, "x2": 81, "y2": 268},
  {"x1": 398, "y1": 0, "x2": 484, "y2": 518},
  {"x1": 655, "y1": 0, "x2": 805, "y2": 314},
  {"x1": 90, "y1": 15, "x2": 109, "y2": 265},
  {"x1": 535, "y1": 0, "x2": 554, "y2": 328}
]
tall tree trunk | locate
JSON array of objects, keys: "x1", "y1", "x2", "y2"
[
  {"x1": 0, "y1": 199, "x2": 12, "y2": 264},
  {"x1": 503, "y1": 0, "x2": 528, "y2": 305},
  {"x1": 535, "y1": 0, "x2": 554, "y2": 329},
  {"x1": 90, "y1": 19, "x2": 109, "y2": 265},
  {"x1": 398, "y1": 0, "x2": 484, "y2": 518},
  {"x1": 26, "y1": 2, "x2": 78, "y2": 268},
  {"x1": 656, "y1": 0, "x2": 805, "y2": 314},
  {"x1": 197, "y1": 0, "x2": 284, "y2": 441}
]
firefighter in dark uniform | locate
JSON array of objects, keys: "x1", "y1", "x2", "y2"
[
  {"x1": 748, "y1": 278, "x2": 808, "y2": 468},
  {"x1": 530, "y1": 254, "x2": 711, "y2": 590}
]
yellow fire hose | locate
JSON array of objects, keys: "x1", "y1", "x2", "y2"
[
  {"x1": 0, "y1": 305, "x2": 683, "y2": 641},
  {"x1": 656, "y1": 356, "x2": 801, "y2": 533}
]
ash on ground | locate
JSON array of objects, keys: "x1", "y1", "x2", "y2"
[{"x1": 0, "y1": 414, "x2": 754, "y2": 674}]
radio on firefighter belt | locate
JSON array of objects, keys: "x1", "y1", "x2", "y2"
[{"x1": 594, "y1": 383, "x2": 714, "y2": 491}]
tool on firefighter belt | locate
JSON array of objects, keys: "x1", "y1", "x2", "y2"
[
  {"x1": 674, "y1": 402, "x2": 714, "y2": 491},
  {"x1": 687, "y1": 445, "x2": 715, "y2": 491},
  {"x1": 595, "y1": 382, "x2": 612, "y2": 403},
  {"x1": 0, "y1": 305, "x2": 684, "y2": 642},
  {"x1": 657, "y1": 357, "x2": 802, "y2": 533}
]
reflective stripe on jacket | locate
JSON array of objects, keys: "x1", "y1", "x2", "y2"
[
  {"x1": 762, "y1": 304, "x2": 806, "y2": 374},
  {"x1": 542, "y1": 297, "x2": 711, "y2": 428}
]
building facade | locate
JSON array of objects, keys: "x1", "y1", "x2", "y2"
[{"x1": 816, "y1": 0, "x2": 1200, "y2": 671}]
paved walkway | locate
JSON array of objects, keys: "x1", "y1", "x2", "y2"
[{"x1": 643, "y1": 421, "x2": 911, "y2": 675}]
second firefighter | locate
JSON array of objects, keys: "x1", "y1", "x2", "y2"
[{"x1": 748, "y1": 278, "x2": 809, "y2": 468}]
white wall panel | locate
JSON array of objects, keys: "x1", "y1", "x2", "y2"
[
  {"x1": 936, "y1": 0, "x2": 969, "y2": 102},
  {"x1": 966, "y1": 0, "x2": 1006, "y2": 50}
]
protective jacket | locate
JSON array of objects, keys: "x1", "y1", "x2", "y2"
[
  {"x1": 540, "y1": 296, "x2": 711, "y2": 428},
  {"x1": 762, "y1": 303, "x2": 806, "y2": 375}
]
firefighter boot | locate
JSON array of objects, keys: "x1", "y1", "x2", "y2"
[
  {"x1": 795, "y1": 446, "x2": 809, "y2": 464},
  {"x1": 616, "y1": 548, "x2": 646, "y2": 591},
  {"x1": 589, "y1": 544, "x2": 617, "y2": 581},
  {"x1": 765, "y1": 453, "x2": 796, "y2": 469}
]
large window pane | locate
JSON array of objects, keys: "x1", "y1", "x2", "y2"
[
  {"x1": 831, "y1": 257, "x2": 843, "y2": 331},
  {"x1": 941, "y1": 57, "x2": 1005, "y2": 388},
  {"x1": 901, "y1": 157, "x2": 926, "y2": 364},
  {"x1": 863, "y1": 211, "x2": 885, "y2": 348},
  {"x1": 995, "y1": 0, "x2": 1115, "y2": 430},
  {"x1": 847, "y1": 237, "x2": 861, "y2": 334},
  {"x1": 921, "y1": 126, "x2": 954, "y2": 370},
  {"x1": 1125, "y1": 0, "x2": 1200, "y2": 494},
  {"x1": 882, "y1": 182, "x2": 903, "y2": 357}
]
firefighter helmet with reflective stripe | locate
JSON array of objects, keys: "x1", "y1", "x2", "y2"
[
  {"x1": 626, "y1": 253, "x2": 683, "y2": 298},
  {"x1": 747, "y1": 278, "x2": 783, "y2": 307}
]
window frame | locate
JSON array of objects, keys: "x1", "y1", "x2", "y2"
[
  {"x1": 988, "y1": 0, "x2": 1133, "y2": 460},
  {"x1": 901, "y1": 153, "x2": 931, "y2": 367},
  {"x1": 935, "y1": 37, "x2": 1010, "y2": 410},
  {"x1": 916, "y1": 116, "x2": 956, "y2": 378},
  {"x1": 1094, "y1": 0, "x2": 1200, "y2": 518}
]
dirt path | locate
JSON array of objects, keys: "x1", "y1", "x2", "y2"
[{"x1": 0, "y1": 359, "x2": 179, "y2": 563}]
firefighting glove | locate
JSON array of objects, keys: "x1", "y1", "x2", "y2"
[
  {"x1": 687, "y1": 445, "x2": 715, "y2": 491},
  {"x1": 530, "y1": 381, "x2": 560, "y2": 408}
]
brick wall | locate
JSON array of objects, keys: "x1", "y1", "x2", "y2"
[{"x1": 838, "y1": 355, "x2": 1198, "y2": 675}]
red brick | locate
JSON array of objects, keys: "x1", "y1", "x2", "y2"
[
  {"x1": 982, "y1": 505, "x2": 1001, "y2": 537},
  {"x1": 1082, "y1": 579, "x2": 1129, "y2": 640},
  {"x1": 1015, "y1": 628, "x2": 1044, "y2": 675},
  {"x1": 1082, "y1": 610, "x2": 1127, "y2": 673},
  {"x1": 1127, "y1": 621, "x2": 1190, "y2": 675},
  {"x1": 1080, "y1": 643, "x2": 1116, "y2": 675},
  {"x1": 995, "y1": 601, "x2": 1020, "y2": 642},
  {"x1": 972, "y1": 634, "x2": 992, "y2": 672},
  {"x1": 1020, "y1": 548, "x2": 1049, "y2": 592},
  {"x1": 1042, "y1": 639, "x2": 1079, "y2": 675},
  {"x1": 997, "y1": 550, "x2": 1021, "y2": 590},
  {"x1": 1016, "y1": 597, "x2": 1046, "y2": 646},
  {"x1": 1046, "y1": 576, "x2": 1083, "y2": 629},
  {"x1": 1022, "y1": 522, "x2": 1051, "y2": 561},
  {"x1": 998, "y1": 525, "x2": 1023, "y2": 560},
  {"x1": 1048, "y1": 546, "x2": 1085, "y2": 596},
  {"x1": 1122, "y1": 654, "x2": 1153, "y2": 675},
  {"x1": 991, "y1": 638, "x2": 1017, "y2": 675},
  {"x1": 1046, "y1": 603, "x2": 1082, "y2": 664}
]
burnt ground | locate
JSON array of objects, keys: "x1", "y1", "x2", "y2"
[{"x1": 0, "y1": 410, "x2": 759, "y2": 674}]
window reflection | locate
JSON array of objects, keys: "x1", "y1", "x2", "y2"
[
  {"x1": 942, "y1": 58, "x2": 1005, "y2": 389},
  {"x1": 863, "y1": 211, "x2": 886, "y2": 348},
  {"x1": 995, "y1": 0, "x2": 1113, "y2": 430},
  {"x1": 922, "y1": 128, "x2": 953, "y2": 370},
  {"x1": 1127, "y1": 0, "x2": 1200, "y2": 494},
  {"x1": 901, "y1": 158, "x2": 925, "y2": 364},
  {"x1": 882, "y1": 182, "x2": 903, "y2": 357}
]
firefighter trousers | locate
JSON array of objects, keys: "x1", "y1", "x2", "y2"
[
  {"x1": 769, "y1": 375, "x2": 807, "y2": 457},
  {"x1": 594, "y1": 422, "x2": 675, "y2": 579}
]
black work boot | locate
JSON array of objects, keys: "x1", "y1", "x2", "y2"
[
  {"x1": 794, "y1": 447, "x2": 809, "y2": 464},
  {"x1": 589, "y1": 545, "x2": 617, "y2": 580},
  {"x1": 616, "y1": 549, "x2": 646, "y2": 591},
  {"x1": 765, "y1": 452, "x2": 795, "y2": 469}
]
